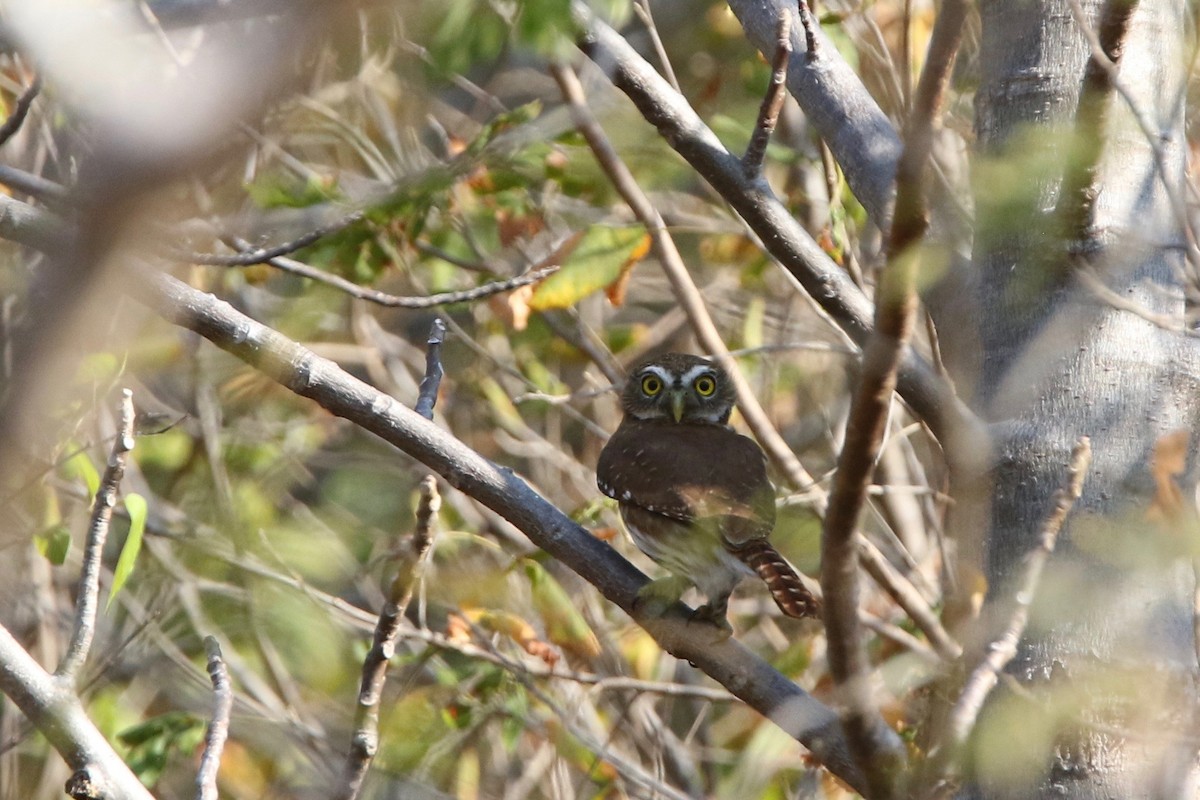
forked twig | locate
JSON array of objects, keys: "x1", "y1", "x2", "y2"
[{"x1": 923, "y1": 437, "x2": 1092, "y2": 792}]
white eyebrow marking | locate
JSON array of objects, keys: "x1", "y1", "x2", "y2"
[
  {"x1": 679, "y1": 364, "x2": 716, "y2": 385},
  {"x1": 638, "y1": 364, "x2": 676, "y2": 387}
]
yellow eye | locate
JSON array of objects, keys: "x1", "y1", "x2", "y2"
[
  {"x1": 694, "y1": 375, "x2": 717, "y2": 396},
  {"x1": 640, "y1": 374, "x2": 663, "y2": 396}
]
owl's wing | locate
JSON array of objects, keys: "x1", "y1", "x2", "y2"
[{"x1": 596, "y1": 421, "x2": 776, "y2": 542}]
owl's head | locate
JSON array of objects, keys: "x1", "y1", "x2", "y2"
[{"x1": 620, "y1": 353, "x2": 736, "y2": 424}]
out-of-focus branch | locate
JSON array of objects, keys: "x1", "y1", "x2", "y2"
[
  {"x1": 0, "y1": 625, "x2": 156, "y2": 800},
  {"x1": 921, "y1": 437, "x2": 1092, "y2": 794},
  {"x1": 135, "y1": 271, "x2": 869, "y2": 795},
  {"x1": 819, "y1": 4, "x2": 968, "y2": 796},
  {"x1": 550, "y1": 61, "x2": 819, "y2": 493},
  {"x1": 196, "y1": 636, "x2": 232, "y2": 800},
  {"x1": 575, "y1": 12, "x2": 986, "y2": 473},
  {"x1": 181, "y1": 213, "x2": 364, "y2": 266},
  {"x1": 57, "y1": 389, "x2": 136, "y2": 682}
]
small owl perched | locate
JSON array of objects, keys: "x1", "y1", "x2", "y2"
[{"x1": 596, "y1": 353, "x2": 819, "y2": 634}]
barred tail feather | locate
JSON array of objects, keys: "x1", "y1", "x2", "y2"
[{"x1": 734, "y1": 540, "x2": 821, "y2": 619}]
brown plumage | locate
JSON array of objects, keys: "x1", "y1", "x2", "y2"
[{"x1": 597, "y1": 353, "x2": 820, "y2": 627}]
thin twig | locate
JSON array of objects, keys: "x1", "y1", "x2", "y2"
[
  {"x1": 857, "y1": 537, "x2": 961, "y2": 661},
  {"x1": 339, "y1": 323, "x2": 446, "y2": 800},
  {"x1": 923, "y1": 437, "x2": 1092, "y2": 792},
  {"x1": 550, "y1": 61, "x2": 820, "y2": 493},
  {"x1": 819, "y1": 4, "x2": 967, "y2": 796},
  {"x1": 797, "y1": 0, "x2": 819, "y2": 55},
  {"x1": 414, "y1": 320, "x2": 446, "y2": 421},
  {"x1": 181, "y1": 212, "x2": 365, "y2": 266},
  {"x1": 224, "y1": 236, "x2": 559, "y2": 309},
  {"x1": 742, "y1": 12, "x2": 792, "y2": 176},
  {"x1": 56, "y1": 389, "x2": 136, "y2": 683},
  {"x1": 196, "y1": 636, "x2": 232, "y2": 800},
  {"x1": 0, "y1": 75, "x2": 41, "y2": 149},
  {"x1": 632, "y1": 0, "x2": 681, "y2": 93}
]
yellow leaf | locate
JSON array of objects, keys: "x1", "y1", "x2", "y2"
[{"x1": 529, "y1": 225, "x2": 650, "y2": 311}]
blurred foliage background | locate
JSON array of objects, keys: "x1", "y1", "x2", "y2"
[{"x1": 0, "y1": 0, "x2": 969, "y2": 797}]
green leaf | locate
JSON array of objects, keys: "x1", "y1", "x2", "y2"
[
  {"x1": 62, "y1": 449, "x2": 100, "y2": 498},
  {"x1": 108, "y1": 493, "x2": 147, "y2": 607},
  {"x1": 118, "y1": 711, "x2": 206, "y2": 787},
  {"x1": 528, "y1": 225, "x2": 650, "y2": 311},
  {"x1": 35, "y1": 524, "x2": 71, "y2": 565}
]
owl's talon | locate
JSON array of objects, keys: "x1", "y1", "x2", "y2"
[
  {"x1": 634, "y1": 575, "x2": 691, "y2": 617},
  {"x1": 688, "y1": 604, "x2": 733, "y2": 642}
]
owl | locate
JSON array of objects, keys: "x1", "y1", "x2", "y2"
[{"x1": 596, "y1": 353, "x2": 819, "y2": 634}]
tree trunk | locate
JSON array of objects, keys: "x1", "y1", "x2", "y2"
[{"x1": 963, "y1": 0, "x2": 1200, "y2": 795}]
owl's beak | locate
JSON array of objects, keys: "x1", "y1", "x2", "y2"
[{"x1": 670, "y1": 391, "x2": 685, "y2": 423}]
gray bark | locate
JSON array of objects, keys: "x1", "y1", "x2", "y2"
[{"x1": 964, "y1": 0, "x2": 1200, "y2": 796}]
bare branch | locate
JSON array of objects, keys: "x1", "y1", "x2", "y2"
[
  {"x1": 57, "y1": 389, "x2": 136, "y2": 683},
  {"x1": 135, "y1": 270, "x2": 869, "y2": 794},
  {"x1": 819, "y1": 4, "x2": 968, "y2": 795},
  {"x1": 923, "y1": 437, "x2": 1092, "y2": 793},
  {"x1": 414, "y1": 320, "x2": 446, "y2": 421},
  {"x1": 221, "y1": 236, "x2": 558, "y2": 309},
  {"x1": 722, "y1": 0, "x2": 899, "y2": 223},
  {"x1": 196, "y1": 636, "x2": 232, "y2": 800},
  {"x1": 181, "y1": 212, "x2": 364, "y2": 266},
  {"x1": 742, "y1": 12, "x2": 791, "y2": 177}
]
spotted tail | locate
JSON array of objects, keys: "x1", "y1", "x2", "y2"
[{"x1": 733, "y1": 540, "x2": 821, "y2": 619}]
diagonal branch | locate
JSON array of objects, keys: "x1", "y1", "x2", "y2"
[{"x1": 133, "y1": 270, "x2": 870, "y2": 795}]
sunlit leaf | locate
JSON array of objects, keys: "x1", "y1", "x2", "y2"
[
  {"x1": 35, "y1": 524, "x2": 71, "y2": 565},
  {"x1": 63, "y1": 449, "x2": 101, "y2": 498},
  {"x1": 529, "y1": 225, "x2": 650, "y2": 310},
  {"x1": 108, "y1": 493, "x2": 147, "y2": 607},
  {"x1": 524, "y1": 560, "x2": 601, "y2": 659}
]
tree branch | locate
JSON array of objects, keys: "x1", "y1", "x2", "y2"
[
  {"x1": 0, "y1": 75, "x2": 41, "y2": 149},
  {"x1": 133, "y1": 270, "x2": 870, "y2": 795},
  {"x1": 57, "y1": 389, "x2": 136, "y2": 683},
  {"x1": 819, "y1": 4, "x2": 968, "y2": 795}
]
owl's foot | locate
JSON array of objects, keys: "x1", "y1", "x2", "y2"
[
  {"x1": 634, "y1": 575, "x2": 692, "y2": 617},
  {"x1": 688, "y1": 601, "x2": 733, "y2": 642}
]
